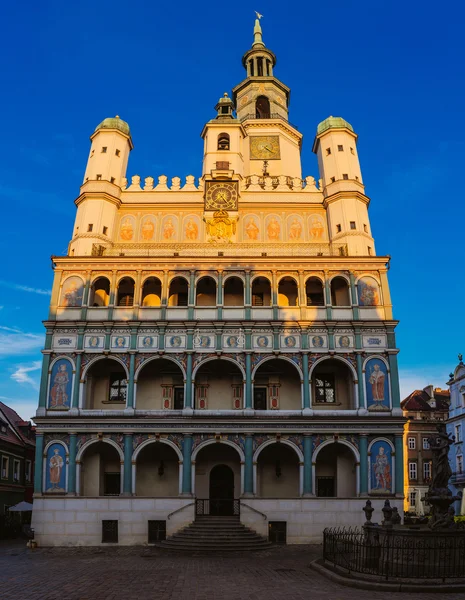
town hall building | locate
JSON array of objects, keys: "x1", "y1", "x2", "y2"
[{"x1": 32, "y1": 17, "x2": 404, "y2": 545}]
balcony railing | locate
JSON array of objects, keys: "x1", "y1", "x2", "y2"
[{"x1": 240, "y1": 113, "x2": 299, "y2": 130}]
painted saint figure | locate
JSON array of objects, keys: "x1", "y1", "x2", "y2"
[
  {"x1": 245, "y1": 218, "x2": 259, "y2": 240},
  {"x1": 373, "y1": 446, "x2": 391, "y2": 492},
  {"x1": 289, "y1": 218, "x2": 302, "y2": 240},
  {"x1": 163, "y1": 219, "x2": 175, "y2": 239},
  {"x1": 141, "y1": 218, "x2": 155, "y2": 240},
  {"x1": 369, "y1": 363, "x2": 385, "y2": 404},
  {"x1": 120, "y1": 217, "x2": 134, "y2": 241},
  {"x1": 267, "y1": 217, "x2": 280, "y2": 240},
  {"x1": 49, "y1": 448, "x2": 64, "y2": 490},
  {"x1": 185, "y1": 218, "x2": 199, "y2": 240},
  {"x1": 310, "y1": 216, "x2": 324, "y2": 240},
  {"x1": 50, "y1": 363, "x2": 69, "y2": 408}
]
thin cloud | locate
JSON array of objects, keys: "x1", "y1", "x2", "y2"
[
  {"x1": 11, "y1": 361, "x2": 42, "y2": 390},
  {"x1": 0, "y1": 280, "x2": 51, "y2": 296},
  {"x1": 0, "y1": 325, "x2": 23, "y2": 333},
  {"x1": 0, "y1": 331, "x2": 43, "y2": 356}
]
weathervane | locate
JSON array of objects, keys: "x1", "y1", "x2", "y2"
[{"x1": 255, "y1": 11, "x2": 263, "y2": 19}]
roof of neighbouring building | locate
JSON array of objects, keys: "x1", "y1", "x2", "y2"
[
  {"x1": 0, "y1": 402, "x2": 35, "y2": 448},
  {"x1": 401, "y1": 388, "x2": 450, "y2": 412},
  {"x1": 95, "y1": 115, "x2": 130, "y2": 136},
  {"x1": 316, "y1": 116, "x2": 354, "y2": 135}
]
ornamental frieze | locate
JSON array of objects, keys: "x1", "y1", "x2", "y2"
[{"x1": 44, "y1": 433, "x2": 70, "y2": 448}]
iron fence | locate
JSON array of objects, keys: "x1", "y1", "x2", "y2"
[
  {"x1": 323, "y1": 527, "x2": 465, "y2": 581},
  {"x1": 195, "y1": 498, "x2": 240, "y2": 517}
]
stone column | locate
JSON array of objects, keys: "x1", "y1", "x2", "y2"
[
  {"x1": 68, "y1": 433, "x2": 77, "y2": 494},
  {"x1": 188, "y1": 270, "x2": 196, "y2": 320},
  {"x1": 217, "y1": 270, "x2": 223, "y2": 320},
  {"x1": 272, "y1": 270, "x2": 278, "y2": 320},
  {"x1": 349, "y1": 272, "x2": 359, "y2": 320},
  {"x1": 132, "y1": 270, "x2": 142, "y2": 320},
  {"x1": 388, "y1": 352, "x2": 401, "y2": 409},
  {"x1": 80, "y1": 270, "x2": 92, "y2": 321},
  {"x1": 184, "y1": 353, "x2": 193, "y2": 409},
  {"x1": 123, "y1": 433, "x2": 133, "y2": 495},
  {"x1": 34, "y1": 434, "x2": 44, "y2": 494},
  {"x1": 302, "y1": 353, "x2": 310, "y2": 410},
  {"x1": 126, "y1": 353, "x2": 136, "y2": 409},
  {"x1": 182, "y1": 434, "x2": 193, "y2": 495},
  {"x1": 395, "y1": 434, "x2": 404, "y2": 496},
  {"x1": 245, "y1": 353, "x2": 252, "y2": 409},
  {"x1": 359, "y1": 434, "x2": 368, "y2": 495},
  {"x1": 38, "y1": 354, "x2": 51, "y2": 411},
  {"x1": 324, "y1": 272, "x2": 332, "y2": 320},
  {"x1": 356, "y1": 353, "x2": 365, "y2": 409},
  {"x1": 244, "y1": 434, "x2": 254, "y2": 495},
  {"x1": 303, "y1": 434, "x2": 313, "y2": 496},
  {"x1": 108, "y1": 270, "x2": 117, "y2": 320},
  {"x1": 245, "y1": 270, "x2": 251, "y2": 320}
]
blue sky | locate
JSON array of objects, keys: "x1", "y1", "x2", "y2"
[{"x1": 0, "y1": 1, "x2": 464, "y2": 420}]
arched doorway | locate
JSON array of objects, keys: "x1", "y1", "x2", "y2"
[{"x1": 209, "y1": 464, "x2": 235, "y2": 515}]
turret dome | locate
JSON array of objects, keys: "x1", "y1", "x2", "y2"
[
  {"x1": 95, "y1": 115, "x2": 130, "y2": 136},
  {"x1": 317, "y1": 116, "x2": 354, "y2": 135}
]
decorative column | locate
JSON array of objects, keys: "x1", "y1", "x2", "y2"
[
  {"x1": 356, "y1": 353, "x2": 365, "y2": 409},
  {"x1": 245, "y1": 270, "x2": 251, "y2": 320},
  {"x1": 244, "y1": 434, "x2": 254, "y2": 496},
  {"x1": 48, "y1": 268, "x2": 63, "y2": 320},
  {"x1": 161, "y1": 270, "x2": 169, "y2": 320},
  {"x1": 182, "y1": 434, "x2": 193, "y2": 495},
  {"x1": 188, "y1": 270, "x2": 196, "y2": 320},
  {"x1": 38, "y1": 354, "x2": 51, "y2": 410},
  {"x1": 272, "y1": 270, "x2": 278, "y2": 320},
  {"x1": 132, "y1": 270, "x2": 142, "y2": 320},
  {"x1": 80, "y1": 270, "x2": 92, "y2": 321},
  {"x1": 388, "y1": 352, "x2": 401, "y2": 409},
  {"x1": 359, "y1": 434, "x2": 368, "y2": 495},
  {"x1": 395, "y1": 434, "x2": 404, "y2": 496},
  {"x1": 217, "y1": 270, "x2": 223, "y2": 320},
  {"x1": 303, "y1": 434, "x2": 313, "y2": 496},
  {"x1": 185, "y1": 353, "x2": 193, "y2": 409},
  {"x1": 123, "y1": 433, "x2": 133, "y2": 495},
  {"x1": 349, "y1": 272, "x2": 359, "y2": 320},
  {"x1": 126, "y1": 353, "x2": 136, "y2": 409},
  {"x1": 245, "y1": 353, "x2": 252, "y2": 409},
  {"x1": 324, "y1": 272, "x2": 332, "y2": 320},
  {"x1": 68, "y1": 433, "x2": 77, "y2": 494},
  {"x1": 34, "y1": 434, "x2": 44, "y2": 494},
  {"x1": 302, "y1": 353, "x2": 310, "y2": 410},
  {"x1": 108, "y1": 269, "x2": 117, "y2": 320}
]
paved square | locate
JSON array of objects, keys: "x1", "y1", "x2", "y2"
[{"x1": 0, "y1": 541, "x2": 463, "y2": 600}]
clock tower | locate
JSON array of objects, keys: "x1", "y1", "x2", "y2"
[{"x1": 232, "y1": 16, "x2": 303, "y2": 178}]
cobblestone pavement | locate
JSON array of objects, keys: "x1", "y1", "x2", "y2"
[{"x1": 0, "y1": 541, "x2": 463, "y2": 600}]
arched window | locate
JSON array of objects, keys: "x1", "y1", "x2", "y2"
[
  {"x1": 90, "y1": 277, "x2": 110, "y2": 307},
  {"x1": 117, "y1": 277, "x2": 135, "y2": 307},
  {"x1": 218, "y1": 133, "x2": 230, "y2": 151},
  {"x1": 256, "y1": 96, "x2": 270, "y2": 119},
  {"x1": 168, "y1": 277, "x2": 188, "y2": 307},
  {"x1": 278, "y1": 277, "x2": 298, "y2": 307},
  {"x1": 306, "y1": 277, "x2": 325, "y2": 306},
  {"x1": 330, "y1": 277, "x2": 350, "y2": 306},
  {"x1": 224, "y1": 277, "x2": 244, "y2": 306},
  {"x1": 196, "y1": 277, "x2": 217, "y2": 306},
  {"x1": 141, "y1": 277, "x2": 162, "y2": 307},
  {"x1": 252, "y1": 277, "x2": 272, "y2": 306}
]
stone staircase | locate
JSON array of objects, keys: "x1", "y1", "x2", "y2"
[{"x1": 157, "y1": 516, "x2": 273, "y2": 552}]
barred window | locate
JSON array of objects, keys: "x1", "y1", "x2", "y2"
[
  {"x1": 109, "y1": 374, "x2": 128, "y2": 403},
  {"x1": 315, "y1": 375, "x2": 335, "y2": 403}
]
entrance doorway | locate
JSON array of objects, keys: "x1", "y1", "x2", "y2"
[{"x1": 209, "y1": 464, "x2": 235, "y2": 515}]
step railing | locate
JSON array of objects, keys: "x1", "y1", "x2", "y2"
[
  {"x1": 195, "y1": 498, "x2": 240, "y2": 517},
  {"x1": 240, "y1": 502, "x2": 267, "y2": 521},
  {"x1": 167, "y1": 501, "x2": 195, "y2": 520}
]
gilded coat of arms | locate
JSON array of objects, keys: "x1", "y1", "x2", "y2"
[{"x1": 204, "y1": 210, "x2": 237, "y2": 242}]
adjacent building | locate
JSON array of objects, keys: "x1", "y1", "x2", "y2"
[
  {"x1": 401, "y1": 386, "x2": 449, "y2": 515},
  {"x1": 447, "y1": 355, "x2": 465, "y2": 515},
  {"x1": 0, "y1": 402, "x2": 35, "y2": 518},
  {"x1": 31, "y1": 17, "x2": 405, "y2": 546}
]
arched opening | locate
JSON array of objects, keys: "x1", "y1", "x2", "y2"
[
  {"x1": 209, "y1": 465, "x2": 235, "y2": 515},
  {"x1": 194, "y1": 359, "x2": 243, "y2": 410},
  {"x1": 168, "y1": 277, "x2": 188, "y2": 307},
  {"x1": 306, "y1": 277, "x2": 325, "y2": 306},
  {"x1": 196, "y1": 276, "x2": 217, "y2": 307},
  {"x1": 224, "y1": 277, "x2": 244, "y2": 306},
  {"x1": 253, "y1": 359, "x2": 301, "y2": 410},
  {"x1": 137, "y1": 358, "x2": 184, "y2": 410},
  {"x1": 330, "y1": 277, "x2": 350, "y2": 306},
  {"x1": 89, "y1": 277, "x2": 110, "y2": 307},
  {"x1": 195, "y1": 444, "x2": 241, "y2": 509},
  {"x1": 135, "y1": 443, "x2": 180, "y2": 497},
  {"x1": 84, "y1": 359, "x2": 127, "y2": 409},
  {"x1": 251, "y1": 276, "x2": 271, "y2": 307},
  {"x1": 315, "y1": 443, "x2": 357, "y2": 498},
  {"x1": 257, "y1": 444, "x2": 300, "y2": 498},
  {"x1": 80, "y1": 442, "x2": 121, "y2": 496},
  {"x1": 217, "y1": 133, "x2": 230, "y2": 151},
  {"x1": 255, "y1": 95, "x2": 270, "y2": 119},
  {"x1": 117, "y1": 277, "x2": 135, "y2": 307},
  {"x1": 278, "y1": 277, "x2": 298, "y2": 307},
  {"x1": 141, "y1": 277, "x2": 162, "y2": 307},
  {"x1": 312, "y1": 359, "x2": 354, "y2": 410}
]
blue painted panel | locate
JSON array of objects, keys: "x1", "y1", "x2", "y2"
[
  {"x1": 365, "y1": 358, "x2": 390, "y2": 411},
  {"x1": 45, "y1": 443, "x2": 67, "y2": 493},
  {"x1": 370, "y1": 440, "x2": 393, "y2": 494},
  {"x1": 48, "y1": 358, "x2": 72, "y2": 409}
]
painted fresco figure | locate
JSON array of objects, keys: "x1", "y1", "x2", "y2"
[
  {"x1": 49, "y1": 448, "x2": 64, "y2": 490},
  {"x1": 63, "y1": 280, "x2": 83, "y2": 307},
  {"x1": 373, "y1": 446, "x2": 391, "y2": 492},
  {"x1": 245, "y1": 218, "x2": 259, "y2": 240},
  {"x1": 267, "y1": 217, "x2": 280, "y2": 240},
  {"x1": 289, "y1": 218, "x2": 302, "y2": 240},
  {"x1": 358, "y1": 279, "x2": 380, "y2": 306},
  {"x1": 185, "y1": 218, "x2": 198, "y2": 240},
  {"x1": 310, "y1": 216, "x2": 324, "y2": 239},
  {"x1": 141, "y1": 218, "x2": 155, "y2": 240},
  {"x1": 163, "y1": 219, "x2": 175, "y2": 239},
  {"x1": 369, "y1": 363, "x2": 385, "y2": 404},
  {"x1": 50, "y1": 363, "x2": 70, "y2": 408},
  {"x1": 120, "y1": 217, "x2": 134, "y2": 241}
]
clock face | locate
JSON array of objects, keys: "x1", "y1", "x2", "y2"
[
  {"x1": 250, "y1": 136, "x2": 281, "y2": 160},
  {"x1": 205, "y1": 181, "x2": 238, "y2": 211}
]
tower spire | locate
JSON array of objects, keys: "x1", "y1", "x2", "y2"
[{"x1": 253, "y1": 12, "x2": 265, "y2": 48}]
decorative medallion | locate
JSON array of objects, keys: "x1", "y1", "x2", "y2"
[{"x1": 205, "y1": 181, "x2": 238, "y2": 211}]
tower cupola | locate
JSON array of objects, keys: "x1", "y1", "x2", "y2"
[{"x1": 215, "y1": 92, "x2": 235, "y2": 119}]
